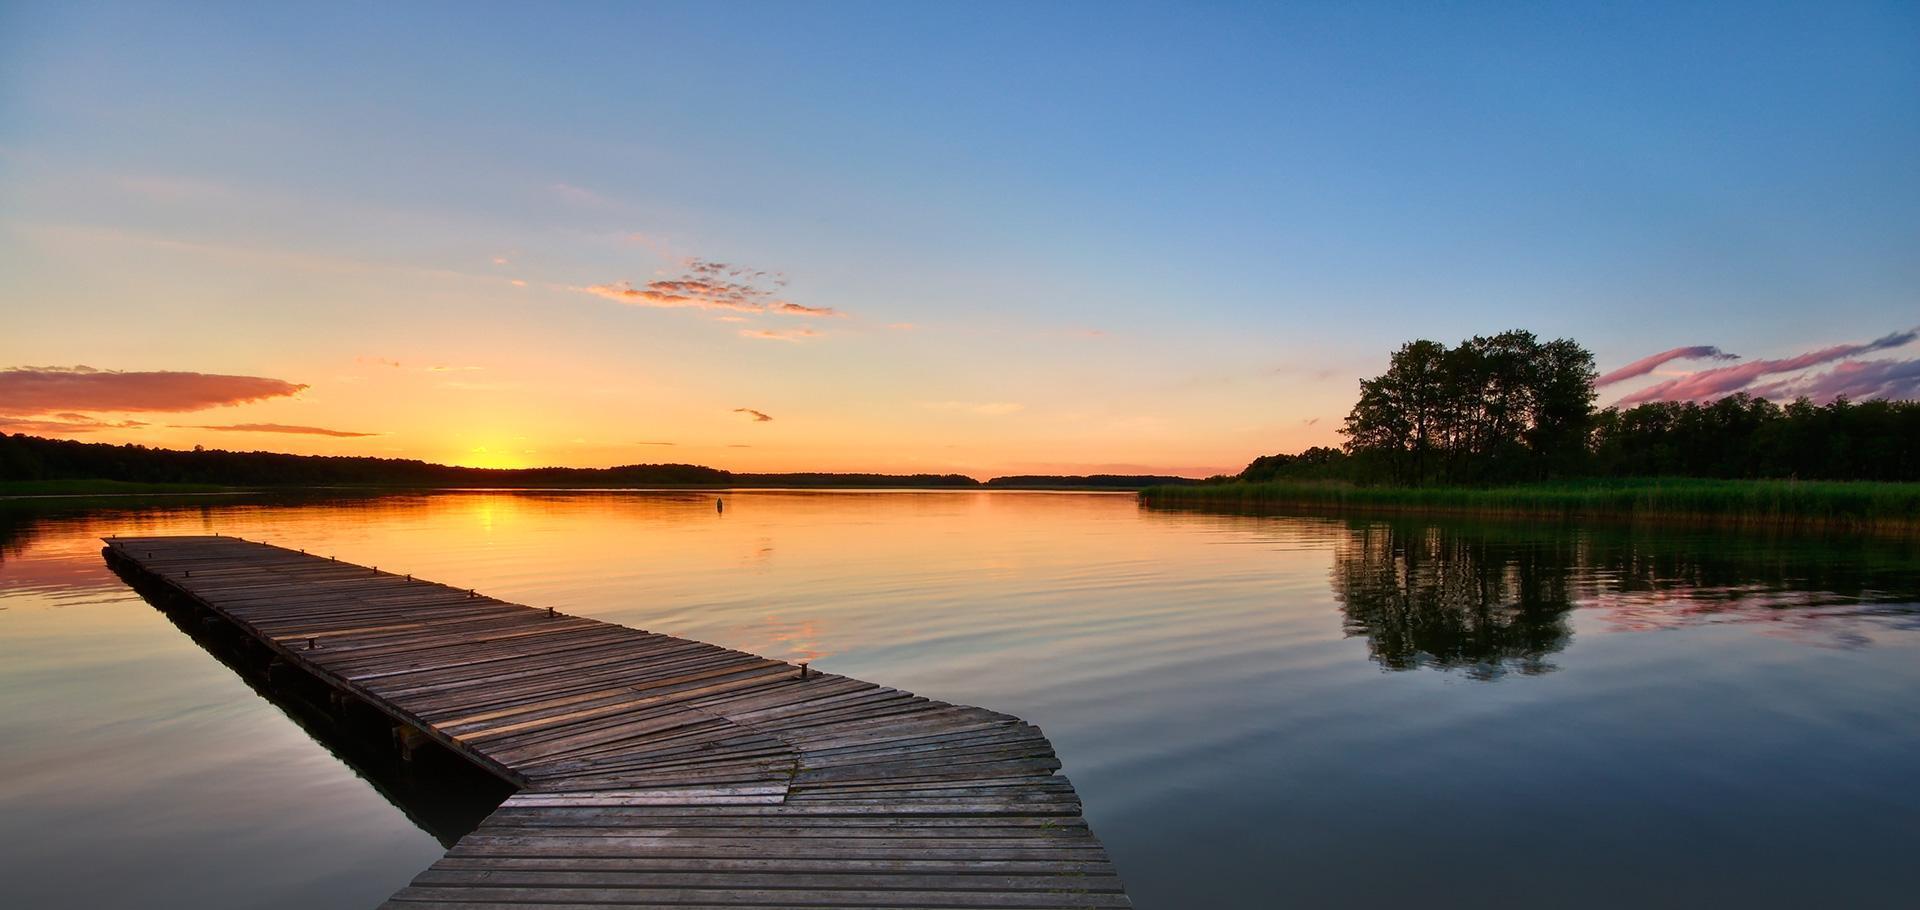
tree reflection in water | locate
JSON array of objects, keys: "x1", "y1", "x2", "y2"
[
  {"x1": 1331, "y1": 522, "x2": 1576, "y2": 678},
  {"x1": 1330, "y1": 518, "x2": 1920, "y2": 677}
]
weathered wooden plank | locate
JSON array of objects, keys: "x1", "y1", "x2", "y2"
[{"x1": 100, "y1": 536, "x2": 1128, "y2": 909}]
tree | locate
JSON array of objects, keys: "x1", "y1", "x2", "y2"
[{"x1": 1340, "y1": 330, "x2": 1597, "y2": 483}]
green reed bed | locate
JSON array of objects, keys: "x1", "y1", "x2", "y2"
[{"x1": 1137, "y1": 478, "x2": 1920, "y2": 534}]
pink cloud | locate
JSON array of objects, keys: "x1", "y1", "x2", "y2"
[
  {"x1": 0, "y1": 366, "x2": 307, "y2": 413},
  {"x1": 1595, "y1": 346, "x2": 1739, "y2": 387},
  {"x1": 1747, "y1": 358, "x2": 1920, "y2": 403},
  {"x1": 1616, "y1": 330, "x2": 1918, "y2": 405}
]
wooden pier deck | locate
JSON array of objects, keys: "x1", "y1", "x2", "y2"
[{"x1": 103, "y1": 535, "x2": 1129, "y2": 909}]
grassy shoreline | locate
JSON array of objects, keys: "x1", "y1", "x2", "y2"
[{"x1": 1137, "y1": 478, "x2": 1920, "y2": 535}]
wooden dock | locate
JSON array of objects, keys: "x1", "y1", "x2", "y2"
[{"x1": 103, "y1": 535, "x2": 1129, "y2": 909}]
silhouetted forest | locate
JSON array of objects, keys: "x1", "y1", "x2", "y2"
[
  {"x1": 1233, "y1": 331, "x2": 1920, "y2": 484},
  {"x1": 0, "y1": 434, "x2": 990, "y2": 488},
  {"x1": 0, "y1": 433, "x2": 1190, "y2": 489}
]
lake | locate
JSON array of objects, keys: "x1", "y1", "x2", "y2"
[{"x1": 3, "y1": 490, "x2": 1918, "y2": 908}]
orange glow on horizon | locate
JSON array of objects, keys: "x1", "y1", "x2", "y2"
[{"x1": 451, "y1": 444, "x2": 534, "y2": 470}]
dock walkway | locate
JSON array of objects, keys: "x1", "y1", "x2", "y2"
[{"x1": 104, "y1": 535, "x2": 1128, "y2": 909}]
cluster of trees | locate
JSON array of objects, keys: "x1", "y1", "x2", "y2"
[
  {"x1": 1227, "y1": 330, "x2": 1920, "y2": 485},
  {"x1": 1340, "y1": 330, "x2": 1597, "y2": 483},
  {"x1": 0, "y1": 433, "x2": 1189, "y2": 489},
  {"x1": 1237, "y1": 446, "x2": 1348, "y2": 483}
]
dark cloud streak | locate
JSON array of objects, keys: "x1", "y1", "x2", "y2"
[
  {"x1": 578, "y1": 257, "x2": 839, "y2": 323},
  {"x1": 1595, "y1": 346, "x2": 1739, "y2": 387},
  {"x1": 176, "y1": 423, "x2": 377, "y2": 437}
]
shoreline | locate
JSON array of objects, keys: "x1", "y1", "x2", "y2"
[
  {"x1": 0, "y1": 480, "x2": 1156, "y2": 502},
  {"x1": 1137, "y1": 479, "x2": 1920, "y2": 536}
]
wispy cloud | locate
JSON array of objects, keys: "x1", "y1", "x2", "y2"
[
  {"x1": 689, "y1": 258, "x2": 787, "y2": 285},
  {"x1": 1596, "y1": 346, "x2": 1740, "y2": 387},
  {"x1": 583, "y1": 279, "x2": 767, "y2": 312},
  {"x1": 0, "y1": 414, "x2": 148, "y2": 433},
  {"x1": 177, "y1": 423, "x2": 378, "y2": 437},
  {"x1": 577, "y1": 258, "x2": 836, "y2": 322},
  {"x1": 739, "y1": 327, "x2": 820, "y2": 342},
  {"x1": 0, "y1": 366, "x2": 307, "y2": 412},
  {"x1": 1748, "y1": 358, "x2": 1920, "y2": 403},
  {"x1": 1617, "y1": 329, "x2": 1917, "y2": 405},
  {"x1": 918, "y1": 401, "x2": 1025, "y2": 416},
  {"x1": 772, "y1": 302, "x2": 843, "y2": 318},
  {"x1": 733, "y1": 408, "x2": 773, "y2": 422},
  {"x1": 635, "y1": 440, "x2": 677, "y2": 446}
]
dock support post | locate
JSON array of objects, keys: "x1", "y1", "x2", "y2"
[{"x1": 394, "y1": 726, "x2": 428, "y2": 762}]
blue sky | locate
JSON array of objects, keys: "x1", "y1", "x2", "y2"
[{"x1": 2, "y1": 1, "x2": 1915, "y2": 474}]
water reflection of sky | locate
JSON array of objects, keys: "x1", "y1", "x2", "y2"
[{"x1": 3, "y1": 491, "x2": 1918, "y2": 908}]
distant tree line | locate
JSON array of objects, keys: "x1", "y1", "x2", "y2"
[
  {"x1": 1588, "y1": 394, "x2": 1920, "y2": 481},
  {"x1": 984, "y1": 474, "x2": 1197, "y2": 488},
  {"x1": 1228, "y1": 330, "x2": 1920, "y2": 485},
  {"x1": 0, "y1": 434, "x2": 738, "y2": 486},
  {"x1": 0, "y1": 433, "x2": 1192, "y2": 489}
]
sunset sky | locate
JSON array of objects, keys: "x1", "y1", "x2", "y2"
[{"x1": 3, "y1": 2, "x2": 1916, "y2": 475}]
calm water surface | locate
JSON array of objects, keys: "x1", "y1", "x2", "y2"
[{"x1": 3, "y1": 491, "x2": 1918, "y2": 908}]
